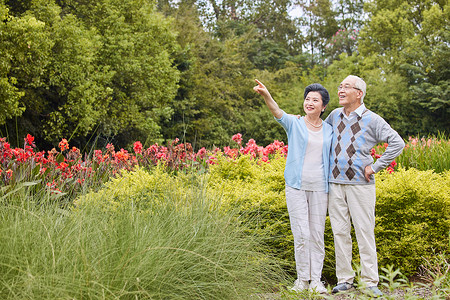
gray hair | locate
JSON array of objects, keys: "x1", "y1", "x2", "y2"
[{"x1": 346, "y1": 75, "x2": 366, "y2": 104}]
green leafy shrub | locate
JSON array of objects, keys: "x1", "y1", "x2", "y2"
[
  {"x1": 375, "y1": 168, "x2": 450, "y2": 276},
  {"x1": 208, "y1": 157, "x2": 450, "y2": 281},
  {"x1": 208, "y1": 154, "x2": 259, "y2": 183},
  {"x1": 75, "y1": 166, "x2": 181, "y2": 212},
  {"x1": 207, "y1": 154, "x2": 297, "y2": 274}
]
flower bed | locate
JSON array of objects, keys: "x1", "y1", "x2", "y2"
[
  {"x1": 0, "y1": 134, "x2": 286, "y2": 199},
  {"x1": 2, "y1": 133, "x2": 448, "y2": 200}
]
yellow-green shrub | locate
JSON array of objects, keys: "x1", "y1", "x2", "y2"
[
  {"x1": 208, "y1": 154, "x2": 285, "y2": 209},
  {"x1": 209, "y1": 158, "x2": 450, "y2": 279},
  {"x1": 74, "y1": 166, "x2": 206, "y2": 213},
  {"x1": 76, "y1": 160, "x2": 450, "y2": 280},
  {"x1": 375, "y1": 168, "x2": 450, "y2": 275}
]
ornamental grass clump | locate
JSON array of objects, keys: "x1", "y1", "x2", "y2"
[{"x1": 0, "y1": 168, "x2": 287, "y2": 299}]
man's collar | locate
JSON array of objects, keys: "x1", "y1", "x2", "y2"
[
  {"x1": 340, "y1": 103, "x2": 366, "y2": 117},
  {"x1": 354, "y1": 103, "x2": 366, "y2": 117}
]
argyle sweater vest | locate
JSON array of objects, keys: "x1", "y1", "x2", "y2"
[{"x1": 325, "y1": 107, "x2": 405, "y2": 185}]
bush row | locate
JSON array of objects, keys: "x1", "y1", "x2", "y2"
[
  {"x1": 77, "y1": 157, "x2": 450, "y2": 282},
  {"x1": 209, "y1": 156, "x2": 450, "y2": 280}
]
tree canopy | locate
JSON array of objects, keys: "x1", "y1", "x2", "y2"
[{"x1": 0, "y1": 0, "x2": 448, "y2": 149}]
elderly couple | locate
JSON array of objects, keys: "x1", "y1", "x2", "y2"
[{"x1": 253, "y1": 76, "x2": 405, "y2": 297}]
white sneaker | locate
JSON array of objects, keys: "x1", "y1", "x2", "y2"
[
  {"x1": 291, "y1": 279, "x2": 309, "y2": 292},
  {"x1": 309, "y1": 280, "x2": 327, "y2": 294}
]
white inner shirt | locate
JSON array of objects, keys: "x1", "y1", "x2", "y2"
[{"x1": 301, "y1": 127, "x2": 326, "y2": 191}]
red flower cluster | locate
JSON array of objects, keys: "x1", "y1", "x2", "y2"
[
  {"x1": 0, "y1": 134, "x2": 288, "y2": 198},
  {"x1": 2, "y1": 133, "x2": 403, "y2": 199},
  {"x1": 371, "y1": 143, "x2": 398, "y2": 174},
  {"x1": 59, "y1": 139, "x2": 69, "y2": 152},
  {"x1": 3, "y1": 132, "x2": 405, "y2": 200},
  {"x1": 1, "y1": 136, "x2": 95, "y2": 195},
  {"x1": 407, "y1": 136, "x2": 446, "y2": 149}
]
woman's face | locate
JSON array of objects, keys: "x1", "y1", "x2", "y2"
[{"x1": 303, "y1": 91, "x2": 324, "y2": 116}]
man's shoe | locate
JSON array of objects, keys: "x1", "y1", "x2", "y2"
[
  {"x1": 366, "y1": 286, "x2": 383, "y2": 297},
  {"x1": 309, "y1": 280, "x2": 327, "y2": 294},
  {"x1": 290, "y1": 279, "x2": 309, "y2": 292},
  {"x1": 332, "y1": 282, "x2": 354, "y2": 294}
]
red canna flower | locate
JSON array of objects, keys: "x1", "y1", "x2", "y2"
[
  {"x1": 94, "y1": 150, "x2": 104, "y2": 163},
  {"x1": 57, "y1": 162, "x2": 69, "y2": 170},
  {"x1": 232, "y1": 133, "x2": 243, "y2": 145},
  {"x1": 115, "y1": 149, "x2": 129, "y2": 162},
  {"x1": 59, "y1": 139, "x2": 69, "y2": 152},
  {"x1": 207, "y1": 156, "x2": 217, "y2": 165},
  {"x1": 133, "y1": 141, "x2": 143, "y2": 154},
  {"x1": 106, "y1": 143, "x2": 115, "y2": 154},
  {"x1": 24, "y1": 134, "x2": 36, "y2": 148},
  {"x1": 196, "y1": 147, "x2": 207, "y2": 160}
]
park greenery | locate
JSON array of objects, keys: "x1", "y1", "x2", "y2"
[
  {"x1": 1, "y1": 133, "x2": 449, "y2": 298},
  {"x1": 1, "y1": 0, "x2": 449, "y2": 298},
  {"x1": 0, "y1": 0, "x2": 448, "y2": 150}
]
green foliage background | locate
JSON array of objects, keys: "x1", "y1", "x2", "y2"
[{"x1": 0, "y1": 0, "x2": 448, "y2": 149}]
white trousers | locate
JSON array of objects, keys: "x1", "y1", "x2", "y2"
[
  {"x1": 285, "y1": 185, "x2": 328, "y2": 281},
  {"x1": 328, "y1": 183, "x2": 379, "y2": 287}
]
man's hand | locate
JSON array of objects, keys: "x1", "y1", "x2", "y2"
[{"x1": 364, "y1": 165, "x2": 375, "y2": 182}]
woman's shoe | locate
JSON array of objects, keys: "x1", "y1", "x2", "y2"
[
  {"x1": 309, "y1": 280, "x2": 327, "y2": 294},
  {"x1": 290, "y1": 279, "x2": 309, "y2": 292}
]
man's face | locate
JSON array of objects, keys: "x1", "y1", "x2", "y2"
[{"x1": 338, "y1": 77, "x2": 362, "y2": 108}]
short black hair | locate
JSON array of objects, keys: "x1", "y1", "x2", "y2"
[{"x1": 303, "y1": 83, "x2": 330, "y2": 106}]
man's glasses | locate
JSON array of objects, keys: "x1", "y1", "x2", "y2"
[{"x1": 338, "y1": 84, "x2": 361, "y2": 91}]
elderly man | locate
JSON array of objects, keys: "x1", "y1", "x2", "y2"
[{"x1": 325, "y1": 75, "x2": 405, "y2": 297}]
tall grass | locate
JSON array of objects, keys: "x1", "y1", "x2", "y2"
[
  {"x1": 398, "y1": 134, "x2": 450, "y2": 173},
  {"x1": 0, "y1": 184, "x2": 286, "y2": 299}
]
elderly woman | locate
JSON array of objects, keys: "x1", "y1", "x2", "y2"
[{"x1": 253, "y1": 79, "x2": 332, "y2": 294}]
